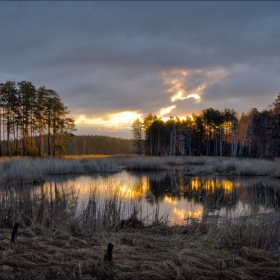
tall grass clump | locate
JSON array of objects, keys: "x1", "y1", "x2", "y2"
[
  {"x1": 235, "y1": 158, "x2": 280, "y2": 177},
  {"x1": 0, "y1": 157, "x2": 120, "y2": 184},
  {"x1": 120, "y1": 156, "x2": 168, "y2": 171},
  {"x1": 0, "y1": 182, "x2": 143, "y2": 236},
  {"x1": 168, "y1": 156, "x2": 280, "y2": 177},
  {"x1": 204, "y1": 215, "x2": 280, "y2": 253},
  {"x1": 111, "y1": 155, "x2": 280, "y2": 177},
  {"x1": 166, "y1": 156, "x2": 212, "y2": 166},
  {"x1": 165, "y1": 156, "x2": 280, "y2": 177}
]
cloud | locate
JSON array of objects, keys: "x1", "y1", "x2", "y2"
[
  {"x1": 159, "y1": 105, "x2": 176, "y2": 116},
  {"x1": 1, "y1": 2, "x2": 280, "y2": 138},
  {"x1": 163, "y1": 68, "x2": 227, "y2": 105},
  {"x1": 171, "y1": 91, "x2": 201, "y2": 102},
  {"x1": 75, "y1": 111, "x2": 143, "y2": 129}
]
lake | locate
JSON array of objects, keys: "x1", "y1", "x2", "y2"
[{"x1": 31, "y1": 168, "x2": 280, "y2": 225}]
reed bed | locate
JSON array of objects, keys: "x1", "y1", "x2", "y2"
[
  {"x1": 1, "y1": 155, "x2": 280, "y2": 278},
  {"x1": 1, "y1": 156, "x2": 280, "y2": 185},
  {"x1": 119, "y1": 156, "x2": 280, "y2": 177},
  {"x1": 118, "y1": 156, "x2": 168, "y2": 171},
  {"x1": 0, "y1": 157, "x2": 120, "y2": 184}
]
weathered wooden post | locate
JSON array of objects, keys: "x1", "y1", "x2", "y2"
[
  {"x1": 104, "y1": 243, "x2": 113, "y2": 262},
  {"x1": 11, "y1": 222, "x2": 20, "y2": 242}
]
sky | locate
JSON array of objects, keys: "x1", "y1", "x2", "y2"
[{"x1": 1, "y1": 2, "x2": 280, "y2": 139}]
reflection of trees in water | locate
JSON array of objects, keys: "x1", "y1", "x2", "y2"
[
  {"x1": 245, "y1": 183, "x2": 280, "y2": 212},
  {"x1": 186, "y1": 187, "x2": 239, "y2": 212},
  {"x1": 148, "y1": 173, "x2": 239, "y2": 211},
  {"x1": 181, "y1": 176, "x2": 238, "y2": 211},
  {"x1": 148, "y1": 175, "x2": 173, "y2": 202},
  {"x1": 146, "y1": 171, "x2": 280, "y2": 213}
]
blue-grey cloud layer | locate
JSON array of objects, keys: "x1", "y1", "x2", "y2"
[{"x1": 1, "y1": 2, "x2": 280, "y2": 137}]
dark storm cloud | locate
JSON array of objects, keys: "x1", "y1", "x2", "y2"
[{"x1": 1, "y1": 2, "x2": 280, "y2": 137}]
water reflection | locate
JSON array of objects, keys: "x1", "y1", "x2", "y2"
[
  {"x1": 30, "y1": 170, "x2": 280, "y2": 225},
  {"x1": 2, "y1": 170, "x2": 280, "y2": 226}
]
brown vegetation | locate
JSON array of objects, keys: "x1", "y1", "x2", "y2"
[
  {"x1": 1, "y1": 186, "x2": 280, "y2": 279},
  {"x1": 1, "y1": 156, "x2": 280, "y2": 185},
  {"x1": 1, "y1": 156, "x2": 280, "y2": 279},
  {"x1": 0, "y1": 221, "x2": 280, "y2": 280}
]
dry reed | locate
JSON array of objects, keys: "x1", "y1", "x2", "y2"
[
  {"x1": 1, "y1": 180, "x2": 280, "y2": 279},
  {"x1": 1, "y1": 155, "x2": 280, "y2": 278},
  {"x1": 1, "y1": 156, "x2": 280, "y2": 184},
  {"x1": 0, "y1": 220, "x2": 280, "y2": 280}
]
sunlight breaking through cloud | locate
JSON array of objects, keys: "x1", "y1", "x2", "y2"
[
  {"x1": 164, "y1": 68, "x2": 227, "y2": 104},
  {"x1": 159, "y1": 105, "x2": 176, "y2": 116},
  {"x1": 75, "y1": 111, "x2": 143, "y2": 129},
  {"x1": 171, "y1": 91, "x2": 201, "y2": 102}
]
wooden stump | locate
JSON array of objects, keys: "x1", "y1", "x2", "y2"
[
  {"x1": 104, "y1": 243, "x2": 113, "y2": 262},
  {"x1": 11, "y1": 222, "x2": 20, "y2": 242}
]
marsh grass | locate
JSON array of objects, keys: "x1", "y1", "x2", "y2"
[
  {"x1": 118, "y1": 156, "x2": 167, "y2": 171},
  {"x1": 0, "y1": 157, "x2": 120, "y2": 184},
  {"x1": 74, "y1": 155, "x2": 280, "y2": 177},
  {"x1": 1, "y1": 156, "x2": 280, "y2": 184},
  {"x1": 122, "y1": 156, "x2": 280, "y2": 177},
  {"x1": 1, "y1": 156, "x2": 280, "y2": 278},
  {"x1": 1, "y1": 180, "x2": 280, "y2": 279},
  {"x1": 0, "y1": 213, "x2": 280, "y2": 279},
  {"x1": 0, "y1": 183, "x2": 137, "y2": 235}
]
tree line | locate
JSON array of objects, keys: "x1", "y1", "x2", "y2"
[
  {"x1": 132, "y1": 93, "x2": 280, "y2": 158},
  {"x1": 65, "y1": 135, "x2": 136, "y2": 155},
  {"x1": 0, "y1": 81, "x2": 76, "y2": 157}
]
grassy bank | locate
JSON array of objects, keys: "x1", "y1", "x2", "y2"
[
  {"x1": 1, "y1": 218, "x2": 280, "y2": 279},
  {"x1": 1, "y1": 155, "x2": 280, "y2": 184}
]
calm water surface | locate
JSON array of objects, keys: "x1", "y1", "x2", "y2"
[{"x1": 36, "y1": 169, "x2": 280, "y2": 225}]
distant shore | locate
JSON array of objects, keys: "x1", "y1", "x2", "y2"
[{"x1": 1, "y1": 155, "x2": 280, "y2": 185}]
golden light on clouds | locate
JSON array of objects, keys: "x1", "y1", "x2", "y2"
[
  {"x1": 73, "y1": 67, "x2": 228, "y2": 133},
  {"x1": 164, "y1": 68, "x2": 227, "y2": 104},
  {"x1": 171, "y1": 90, "x2": 184, "y2": 102},
  {"x1": 186, "y1": 93, "x2": 201, "y2": 101},
  {"x1": 171, "y1": 91, "x2": 201, "y2": 102},
  {"x1": 75, "y1": 111, "x2": 143, "y2": 128},
  {"x1": 159, "y1": 105, "x2": 176, "y2": 116}
]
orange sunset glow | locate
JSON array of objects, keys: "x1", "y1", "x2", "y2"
[{"x1": 2, "y1": 2, "x2": 280, "y2": 278}]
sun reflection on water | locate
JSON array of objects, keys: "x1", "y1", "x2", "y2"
[
  {"x1": 190, "y1": 177, "x2": 235, "y2": 193},
  {"x1": 173, "y1": 208, "x2": 203, "y2": 220},
  {"x1": 34, "y1": 171, "x2": 279, "y2": 225}
]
